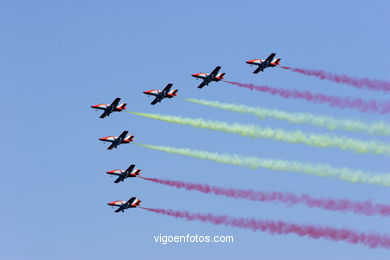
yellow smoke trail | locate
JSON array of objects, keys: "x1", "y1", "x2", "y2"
[
  {"x1": 184, "y1": 98, "x2": 390, "y2": 136},
  {"x1": 135, "y1": 143, "x2": 390, "y2": 186},
  {"x1": 128, "y1": 111, "x2": 390, "y2": 156}
]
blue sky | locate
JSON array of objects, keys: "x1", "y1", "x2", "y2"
[{"x1": 1, "y1": 1, "x2": 390, "y2": 259}]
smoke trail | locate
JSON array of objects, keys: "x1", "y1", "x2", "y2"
[
  {"x1": 224, "y1": 80, "x2": 390, "y2": 114},
  {"x1": 140, "y1": 177, "x2": 390, "y2": 217},
  {"x1": 128, "y1": 111, "x2": 390, "y2": 156},
  {"x1": 185, "y1": 98, "x2": 390, "y2": 136},
  {"x1": 142, "y1": 207, "x2": 390, "y2": 249},
  {"x1": 281, "y1": 66, "x2": 390, "y2": 92},
  {"x1": 135, "y1": 144, "x2": 390, "y2": 186}
]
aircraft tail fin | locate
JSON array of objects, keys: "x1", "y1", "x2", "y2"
[
  {"x1": 274, "y1": 58, "x2": 281, "y2": 65},
  {"x1": 220, "y1": 73, "x2": 225, "y2": 79},
  {"x1": 126, "y1": 135, "x2": 134, "y2": 142},
  {"x1": 134, "y1": 169, "x2": 141, "y2": 176},
  {"x1": 171, "y1": 89, "x2": 178, "y2": 96},
  {"x1": 134, "y1": 199, "x2": 141, "y2": 206},
  {"x1": 119, "y1": 103, "x2": 127, "y2": 110}
]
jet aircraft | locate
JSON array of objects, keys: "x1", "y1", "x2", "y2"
[
  {"x1": 246, "y1": 53, "x2": 281, "y2": 73},
  {"x1": 106, "y1": 164, "x2": 141, "y2": 183},
  {"x1": 107, "y1": 197, "x2": 141, "y2": 213},
  {"x1": 191, "y1": 66, "x2": 225, "y2": 89},
  {"x1": 143, "y1": 83, "x2": 178, "y2": 105},
  {"x1": 91, "y1": 97, "x2": 126, "y2": 118},
  {"x1": 99, "y1": 131, "x2": 134, "y2": 150}
]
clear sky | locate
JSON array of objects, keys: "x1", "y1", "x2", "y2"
[{"x1": 2, "y1": 1, "x2": 390, "y2": 259}]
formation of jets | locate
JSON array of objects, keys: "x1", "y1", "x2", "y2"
[
  {"x1": 91, "y1": 53, "x2": 281, "y2": 213},
  {"x1": 89, "y1": 53, "x2": 280, "y2": 112}
]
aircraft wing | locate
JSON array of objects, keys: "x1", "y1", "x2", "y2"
[
  {"x1": 150, "y1": 97, "x2": 160, "y2": 105},
  {"x1": 162, "y1": 83, "x2": 173, "y2": 93},
  {"x1": 126, "y1": 197, "x2": 136, "y2": 205},
  {"x1": 210, "y1": 66, "x2": 221, "y2": 77},
  {"x1": 99, "y1": 110, "x2": 109, "y2": 118},
  {"x1": 114, "y1": 176, "x2": 123, "y2": 183},
  {"x1": 253, "y1": 67, "x2": 263, "y2": 74},
  {"x1": 114, "y1": 208, "x2": 123, "y2": 213},
  {"x1": 265, "y1": 53, "x2": 276, "y2": 63},
  {"x1": 110, "y1": 97, "x2": 121, "y2": 108},
  {"x1": 118, "y1": 131, "x2": 128, "y2": 140},
  {"x1": 126, "y1": 164, "x2": 135, "y2": 173},
  {"x1": 107, "y1": 143, "x2": 117, "y2": 150},
  {"x1": 197, "y1": 81, "x2": 207, "y2": 89}
]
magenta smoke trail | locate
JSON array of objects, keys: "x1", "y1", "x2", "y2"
[
  {"x1": 141, "y1": 207, "x2": 390, "y2": 249},
  {"x1": 140, "y1": 177, "x2": 390, "y2": 217},
  {"x1": 281, "y1": 66, "x2": 390, "y2": 92},
  {"x1": 224, "y1": 80, "x2": 390, "y2": 114}
]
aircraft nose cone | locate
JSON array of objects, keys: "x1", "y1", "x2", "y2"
[
  {"x1": 191, "y1": 74, "x2": 196, "y2": 77},
  {"x1": 246, "y1": 60, "x2": 251, "y2": 64},
  {"x1": 99, "y1": 138, "x2": 105, "y2": 141}
]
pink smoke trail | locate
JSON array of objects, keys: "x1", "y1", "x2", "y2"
[
  {"x1": 141, "y1": 207, "x2": 390, "y2": 249},
  {"x1": 280, "y1": 66, "x2": 390, "y2": 92},
  {"x1": 140, "y1": 177, "x2": 390, "y2": 217},
  {"x1": 224, "y1": 80, "x2": 390, "y2": 114}
]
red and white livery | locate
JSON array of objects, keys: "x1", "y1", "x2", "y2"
[
  {"x1": 91, "y1": 97, "x2": 126, "y2": 118},
  {"x1": 246, "y1": 53, "x2": 281, "y2": 74},
  {"x1": 143, "y1": 83, "x2": 178, "y2": 105},
  {"x1": 99, "y1": 131, "x2": 134, "y2": 150},
  {"x1": 106, "y1": 164, "x2": 141, "y2": 183},
  {"x1": 192, "y1": 66, "x2": 225, "y2": 89},
  {"x1": 107, "y1": 197, "x2": 141, "y2": 213}
]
